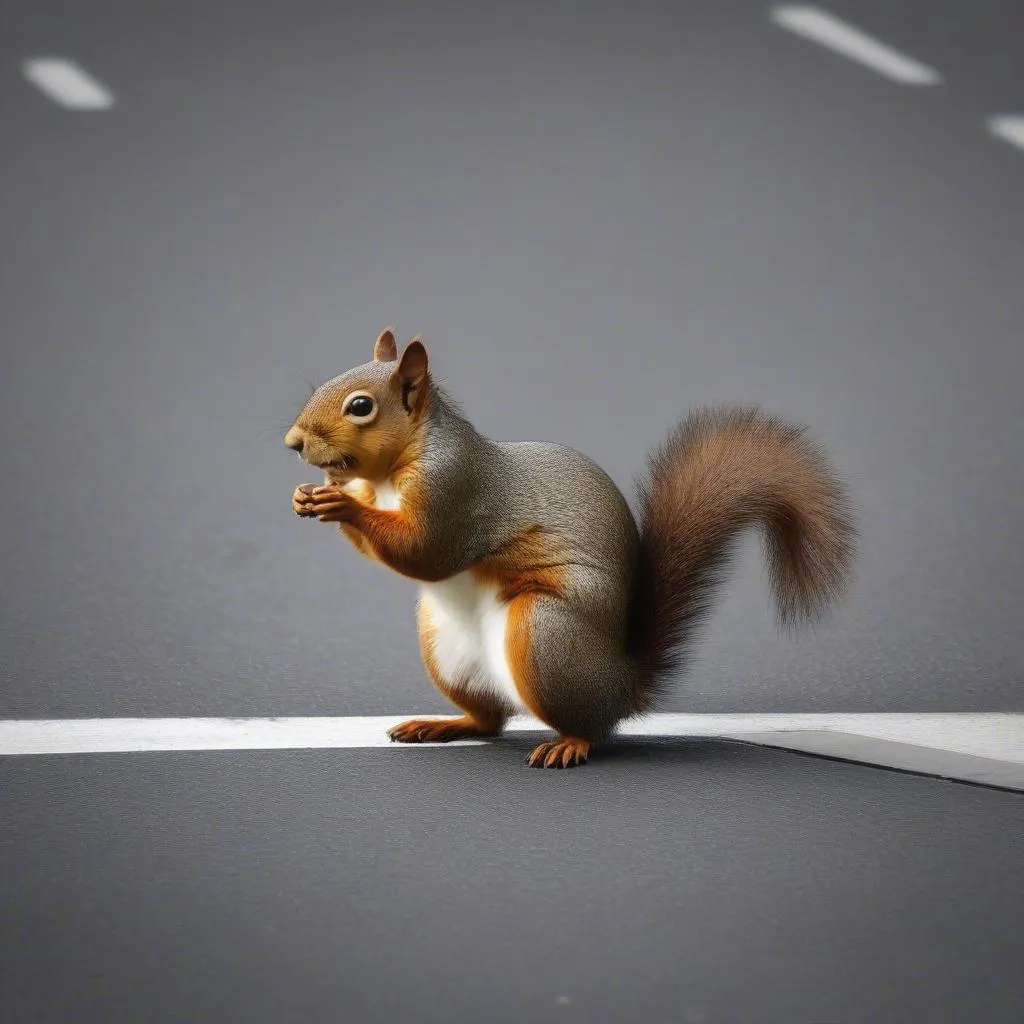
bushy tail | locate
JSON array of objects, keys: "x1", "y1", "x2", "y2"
[{"x1": 628, "y1": 406, "x2": 857, "y2": 709}]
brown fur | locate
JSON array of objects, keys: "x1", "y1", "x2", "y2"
[
  {"x1": 284, "y1": 331, "x2": 431, "y2": 487},
  {"x1": 471, "y1": 525, "x2": 569, "y2": 602},
  {"x1": 322, "y1": 497, "x2": 435, "y2": 579},
  {"x1": 504, "y1": 594, "x2": 545, "y2": 720},
  {"x1": 335, "y1": 479, "x2": 379, "y2": 559},
  {"x1": 628, "y1": 405, "x2": 857, "y2": 710}
]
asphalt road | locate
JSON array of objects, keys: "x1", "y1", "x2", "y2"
[
  {"x1": 4, "y1": 742, "x2": 1023, "y2": 1024},
  {"x1": 2, "y1": 1, "x2": 1023, "y2": 1021}
]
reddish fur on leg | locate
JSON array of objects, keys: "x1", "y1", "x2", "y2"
[{"x1": 306, "y1": 468, "x2": 447, "y2": 581}]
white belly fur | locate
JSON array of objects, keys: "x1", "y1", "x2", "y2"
[
  {"x1": 369, "y1": 479, "x2": 402, "y2": 510},
  {"x1": 419, "y1": 572, "x2": 525, "y2": 711},
  {"x1": 340, "y1": 477, "x2": 402, "y2": 510}
]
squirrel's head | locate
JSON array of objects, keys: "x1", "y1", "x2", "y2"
[{"x1": 284, "y1": 328, "x2": 430, "y2": 482}]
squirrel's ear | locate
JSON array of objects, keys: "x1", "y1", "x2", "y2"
[
  {"x1": 395, "y1": 337, "x2": 429, "y2": 414},
  {"x1": 373, "y1": 327, "x2": 398, "y2": 362}
]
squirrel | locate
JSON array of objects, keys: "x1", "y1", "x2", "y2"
[{"x1": 285, "y1": 328, "x2": 857, "y2": 769}]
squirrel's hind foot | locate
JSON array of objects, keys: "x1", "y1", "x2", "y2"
[{"x1": 526, "y1": 737, "x2": 591, "y2": 769}]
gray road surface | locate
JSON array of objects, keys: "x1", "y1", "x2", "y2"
[
  {"x1": 4, "y1": 741, "x2": 1024, "y2": 1024},
  {"x1": 2, "y1": 2, "x2": 1023, "y2": 1022}
]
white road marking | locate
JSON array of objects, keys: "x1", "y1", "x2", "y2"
[
  {"x1": 22, "y1": 58, "x2": 114, "y2": 110},
  {"x1": 0, "y1": 713, "x2": 1020, "y2": 788},
  {"x1": 769, "y1": 6, "x2": 942, "y2": 85},
  {"x1": 988, "y1": 115, "x2": 1024, "y2": 153}
]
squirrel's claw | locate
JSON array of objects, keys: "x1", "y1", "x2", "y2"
[{"x1": 526, "y1": 738, "x2": 590, "y2": 769}]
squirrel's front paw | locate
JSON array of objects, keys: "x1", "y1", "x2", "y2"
[
  {"x1": 292, "y1": 484, "x2": 319, "y2": 517},
  {"x1": 308, "y1": 485, "x2": 356, "y2": 523}
]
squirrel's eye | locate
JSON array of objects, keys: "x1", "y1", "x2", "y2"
[{"x1": 345, "y1": 394, "x2": 376, "y2": 421}]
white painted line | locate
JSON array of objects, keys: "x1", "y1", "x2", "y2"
[
  {"x1": 22, "y1": 58, "x2": 114, "y2": 110},
  {"x1": 769, "y1": 6, "x2": 942, "y2": 85},
  {"x1": 988, "y1": 115, "x2": 1024, "y2": 153},
  {"x1": 0, "y1": 716, "x2": 422, "y2": 756},
  {"x1": 1, "y1": 713, "x2": 1021, "y2": 788}
]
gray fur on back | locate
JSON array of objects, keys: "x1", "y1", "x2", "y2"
[{"x1": 418, "y1": 391, "x2": 639, "y2": 600}]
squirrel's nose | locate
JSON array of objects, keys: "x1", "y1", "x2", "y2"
[{"x1": 284, "y1": 427, "x2": 304, "y2": 453}]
